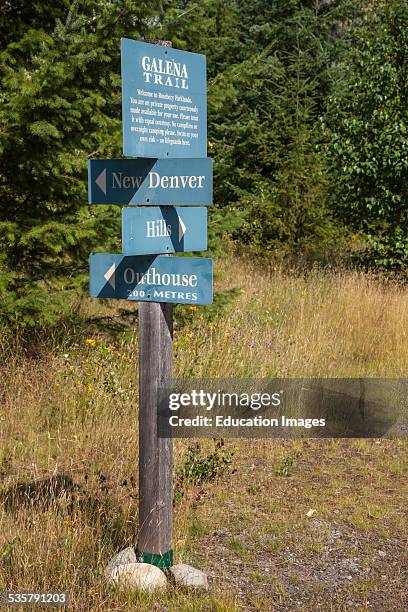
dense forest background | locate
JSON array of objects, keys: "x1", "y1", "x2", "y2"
[{"x1": 0, "y1": 0, "x2": 407, "y2": 328}]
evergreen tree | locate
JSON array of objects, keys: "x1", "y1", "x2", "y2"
[
  {"x1": 325, "y1": 0, "x2": 408, "y2": 270},
  {"x1": 0, "y1": 0, "x2": 162, "y2": 327},
  {"x1": 204, "y1": 1, "x2": 353, "y2": 257}
]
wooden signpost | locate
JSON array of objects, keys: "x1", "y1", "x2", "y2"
[{"x1": 88, "y1": 38, "x2": 211, "y2": 571}]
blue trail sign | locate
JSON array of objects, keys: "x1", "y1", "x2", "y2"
[
  {"x1": 90, "y1": 253, "x2": 213, "y2": 305},
  {"x1": 122, "y1": 207, "x2": 207, "y2": 255},
  {"x1": 88, "y1": 158, "x2": 212, "y2": 206},
  {"x1": 121, "y1": 38, "x2": 207, "y2": 158}
]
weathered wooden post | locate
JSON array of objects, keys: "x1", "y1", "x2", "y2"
[
  {"x1": 137, "y1": 300, "x2": 173, "y2": 568},
  {"x1": 136, "y1": 39, "x2": 174, "y2": 570}
]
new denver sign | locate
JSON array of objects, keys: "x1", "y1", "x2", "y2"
[{"x1": 88, "y1": 158, "x2": 212, "y2": 206}]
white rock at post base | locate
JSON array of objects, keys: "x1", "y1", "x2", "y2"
[
  {"x1": 168, "y1": 564, "x2": 209, "y2": 589},
  {"x1": 105, "y1": 547, "x2": 138, "y2": 579},
  {"x1": 107, "y1": 562, "x2": 168, "y2": 592}
]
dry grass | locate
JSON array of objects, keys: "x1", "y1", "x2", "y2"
[
  {"x1": 175, "y1": 256, "x2": 408, "y2": 378},
  {"x1": 0, "y1": 257, "x2": 407, "y2": 610}
]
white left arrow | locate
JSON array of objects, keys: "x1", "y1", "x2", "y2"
[
  {"x1": 179, "y1": 215, "x2": 187, "y2": 241},
  {"x1": 104, "y1": 262, "x2": 116, "y2": 290},
  {"x1": 95, "y1": 168, "x2": 107, "y2": 194}
]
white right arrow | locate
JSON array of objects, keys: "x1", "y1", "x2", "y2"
[
  {"x1": 95, "y1": 168, "x2": 107, "y2": 195},
  {"x1": 179, "y1": 215, "x2": 187, "y2": 241},
  {"x1": 104, "y1": 262, "x2": 116, "y2": 290}
]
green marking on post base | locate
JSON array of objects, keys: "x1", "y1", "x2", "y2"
[{"x1": 136, "y1": 549, "x2": 173, "y2": 570}]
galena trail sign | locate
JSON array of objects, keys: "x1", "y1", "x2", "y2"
[
  {"x1": 88, "y1": 157, "x2": 212, "y2": 206},
  {"x1": 89, "y1": 253, "x2": 213, "y2": 305},
  {"x1": 122, "y1": 206, "x2": 208, "y2": 254},
  {"x1": 121, "y1": 38, "x2": 207, "y2": 158}
]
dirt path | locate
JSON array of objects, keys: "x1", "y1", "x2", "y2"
[{"x1": 178, "y1": 439, "x2": 408, "y2": 610}]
